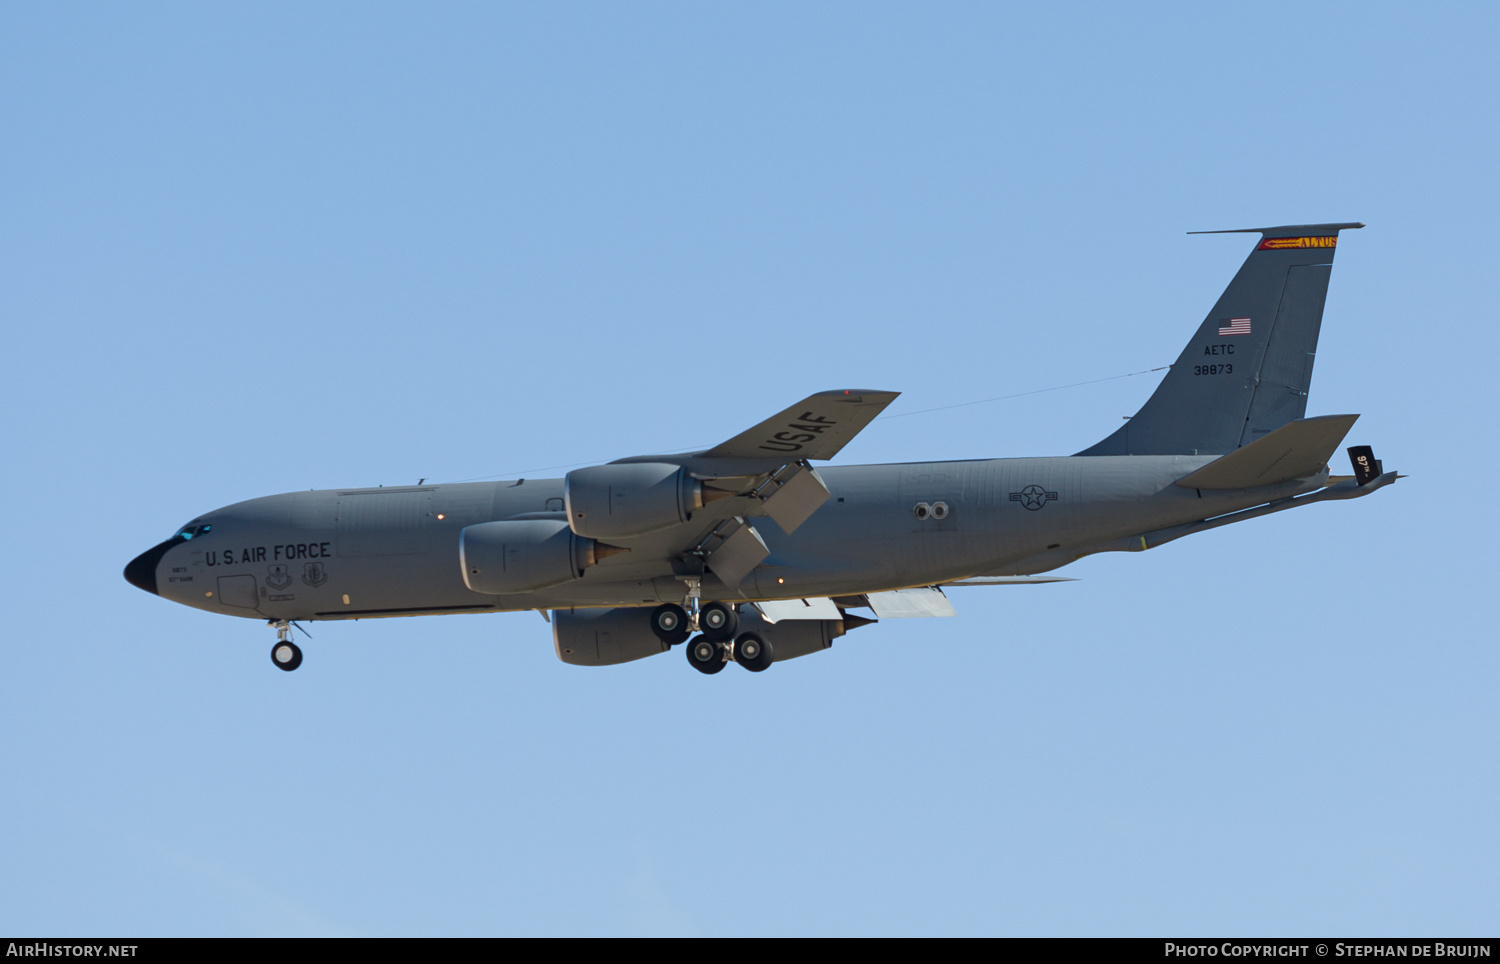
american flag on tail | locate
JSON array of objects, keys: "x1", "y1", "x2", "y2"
[{"x1": 1218, "y1": 317, "x2": 1252, "y2": 336}]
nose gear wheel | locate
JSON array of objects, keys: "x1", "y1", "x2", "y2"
[
  {"x1": 268, "y1": 619, "x2": 305, "y2": 671},
  {"x1": 271, "y1": 640, "x2": 303, "y2": 671}
]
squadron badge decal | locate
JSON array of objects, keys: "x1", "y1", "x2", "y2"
[{"x1": 266, "y1": 565, "x2": 293, "y2": 592}]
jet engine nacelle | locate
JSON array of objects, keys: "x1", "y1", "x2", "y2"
[
  {"x1": 737, "y1": 608, "x2": 844, "y2": 662},
  {"x1": 564, "y1": 462, "x2": 704, "y2": 539},
  {"x1": 460, "y1": 519, "x2": 598, "y2": 595},
  {"x1": 552, "y1": 607, "x2": 671, "y2": 666}
]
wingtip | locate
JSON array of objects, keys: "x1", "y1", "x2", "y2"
[{"x1": 814, "y1": 388, "x2": 901, "y2": 399}]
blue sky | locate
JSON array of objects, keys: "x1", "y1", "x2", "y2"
[{"x1": 3, "y1": 3, "x2": 1497, "y2": 936}]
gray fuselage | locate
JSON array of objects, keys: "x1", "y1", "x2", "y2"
[{"x1": 140, "y1": 454, "x2": 1319, "y2": 623}]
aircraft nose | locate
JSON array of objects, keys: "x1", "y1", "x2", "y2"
[{"x1": 124, "y1": 539, "x2": 175, "y2": 596}]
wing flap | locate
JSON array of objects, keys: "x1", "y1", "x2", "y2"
[
  {"x1": 757, "y1": 463, "x2": 831, "y2": 533},
  {"x1": 754, "y1": 597, "x2": 842, "y2": 623},
  {"x1": 702, "y1": 518, "x2": 769, "y2": 588},
  {"x1": 865, "y1": 587, "x2": 956, "y2": 618}
]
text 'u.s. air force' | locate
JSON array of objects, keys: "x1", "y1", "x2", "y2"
[{"x1": 204, "y1": 542, "x2": 332, "y2": 566}]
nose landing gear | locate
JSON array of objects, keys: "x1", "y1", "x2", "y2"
[
  {"x1": 268, "y1": 620, "x2": 305, "y2": 672},
  {"x1": 271, "y1": 640, "x2": 303, "y2": 671}
]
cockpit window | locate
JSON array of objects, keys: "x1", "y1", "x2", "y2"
[{"x1": 174, "y1": 524, "x2": 213, "y2": 541}]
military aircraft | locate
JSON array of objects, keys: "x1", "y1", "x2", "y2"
[{"x1": 125, "y1": 222, "x2": 1396, "y2": 675}]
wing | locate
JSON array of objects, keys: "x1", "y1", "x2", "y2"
[
  {"x1": 701, "y1": 389, "x2": 900, "y2": 461},
  {"x1": 568, "y1": 389, "x2": 899, "y2": 590},
  {"x1": 684, "y1": 390, "x2": 898, "y2": 568}
]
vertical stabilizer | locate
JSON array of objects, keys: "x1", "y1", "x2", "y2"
[{"x1": 1077, "y1": 223, "x2": 1363, "y2": 456}]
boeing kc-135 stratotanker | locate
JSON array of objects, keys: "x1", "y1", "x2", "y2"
[{"x1": 125, "y1": 223, "x2": 1397, "y2": 674}]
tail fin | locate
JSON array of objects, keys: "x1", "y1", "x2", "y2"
[{"x1": 1077, "y1": 222, "x2": 1363, "y2": 456}]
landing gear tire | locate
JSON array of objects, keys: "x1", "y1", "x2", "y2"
[
  {"x1": 271, "y1": 641, "x2": 303, "y2": 672},
  {"x1": 734, "y1": 632, "x2": 774, "y2": 673},
  {"x1": 686, "y1": 636, "x2": 727, "y2": 675},
  {"x1": 698, "y1": 602, "x2": 738, "y2": 642},
  {"x1": 650, "y1": 603, "x2": 691, "y2": 645}
]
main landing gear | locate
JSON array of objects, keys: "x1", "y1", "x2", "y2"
[
  {"x1": 685, "y1": 631, "x2": 774, "y2": 675},
  {"x1": 686, "y1": 636, "x2": 727, "y2": 675},
  {"x1": 699, "y1": 601, "x2": 738, "y2": 640},
  {"x1": 269, "y1": 619, "x2": 303, "y2": 672},
  {"x1": 648, "y1": 588, "x2": 774, "y2": 675},
  {"x1": 649, "y1": 603, "x2": 692, "y2": 646},
  {"x1": 648, "y1": 599, "x2": 737, "y2": 646}
]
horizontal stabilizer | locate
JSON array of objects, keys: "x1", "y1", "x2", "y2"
[
  {"x1": 943, "y1": 576, "x2": 1077, "y2": 587},
  {"x1": 866, "y1": 587, "x2": 956, "y2": 618},
  {"x1": 1187, "y1": 222, "x2": 1366, "y2": 236},
  {"x1": 703, "y1": 390, "x2": 899, "y2": 461},
  {"x1": 1175, "y1": 414, "x2": 1359, "y2": 490},
  {"x1": 754, "y1": 597, "x2": 842, "y2": 623}
]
